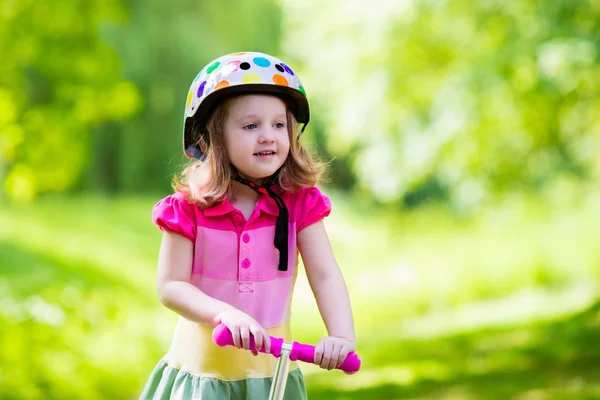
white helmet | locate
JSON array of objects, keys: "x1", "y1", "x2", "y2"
[{"x1": 182, "y1": 51, "x2": 309, "y2": 159}]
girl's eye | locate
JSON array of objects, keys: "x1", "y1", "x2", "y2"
[
  {"x1": 274, "y1": 122, "x2": 286, "y2": 129},
  {"x1": 243, "y1": 124, "x2": 257, "y2": 130}
]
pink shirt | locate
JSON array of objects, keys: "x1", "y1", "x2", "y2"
[{"x1": 152, "y1": 186, "x2": 331, "y2": 329}]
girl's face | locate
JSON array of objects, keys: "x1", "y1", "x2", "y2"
[{"x1": 223, "y1": 94, "x2": 290, "y2": 182}]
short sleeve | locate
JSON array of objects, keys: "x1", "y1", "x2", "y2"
[
  {"x1": 296, "y1": 187, "x2": 332, "y2": 232},
  {"x1": 152, "y1": 193, "x2": 197, "y2": 241}
]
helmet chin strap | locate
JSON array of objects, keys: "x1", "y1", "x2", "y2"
[{"x1": 231, "y1": 168, "x2": 289, "y2": 272}]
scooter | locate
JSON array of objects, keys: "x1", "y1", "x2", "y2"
[{"x1": 212, "y1": 324, "x2": 362, "y2": 400}]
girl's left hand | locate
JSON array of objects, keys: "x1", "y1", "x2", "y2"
[{"x1": 313, "y1": 336, "x2": 356, "y2": 371}]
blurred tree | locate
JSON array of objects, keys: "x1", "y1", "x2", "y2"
[
  {"x1": 0, "y1": 0, "x2": 142, "y2": 201},
  {"x1": 91, "y1": 0, "x2": 283, "y2": 194},
  {"x1": 283, "y1": 0, "x2": 600, "y2": 209},
  {"x1": 7, "y1": 0, "x2": 598, "y2": 207}
]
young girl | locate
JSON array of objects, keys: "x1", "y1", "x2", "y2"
[{"x1": 139, "y1": 51, "x2": 356, "y2": 399}]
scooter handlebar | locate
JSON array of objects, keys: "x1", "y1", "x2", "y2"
[{"x1": 212, "y1": 324, "x2": 361, "y2": 374}]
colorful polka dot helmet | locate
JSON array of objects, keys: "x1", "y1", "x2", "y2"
[{"x1": 183, "y1": 51, "x2": 310, "y2": 159}]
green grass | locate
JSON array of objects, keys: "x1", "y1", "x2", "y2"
[{"x1": 1, "y1": 190, "x2": 599, "y2": 399}]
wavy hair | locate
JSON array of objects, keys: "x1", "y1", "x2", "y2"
[{"x1": 173, "y1": 96, "x2": 326, "y2": 208}]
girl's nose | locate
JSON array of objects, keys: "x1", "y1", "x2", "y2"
[{"x1": 258, "y1": 128, "x2": 276, "y2": 143}]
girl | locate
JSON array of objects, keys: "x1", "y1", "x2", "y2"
[{"x1": 139, "y1": 52, "x2": 356, "y2": 399}]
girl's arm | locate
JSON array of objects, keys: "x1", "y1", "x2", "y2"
[
  {"x1": 156, "y1": 231, "x2": 271, "y2": 351},
  {"x1": 156, "y1": 231, "x2": 235, "y2": 325},
  {"x1": 298, "y1": 221, "x2": 356, "y2": 368}
]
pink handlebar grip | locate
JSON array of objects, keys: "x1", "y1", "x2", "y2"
[
  {"x1": 212, "y1": 324, "x2": 361, "y2": 374},
  {"x1": 289, "y1": 341, "x2": 361, "y2": 374}
]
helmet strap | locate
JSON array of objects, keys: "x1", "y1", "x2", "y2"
[
  {"x1": 296, "y1": 123, "x2": 308, "y2": 142},
  {"x1": 186, "y1": 145, "x2": 207, "y2": 161},
  {"x1": 231, "y1": 169, "x2": 289, "y2": 272}
]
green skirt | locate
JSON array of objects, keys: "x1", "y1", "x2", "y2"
[{"x1": 139, "y1": 359, "x2": 308, "y2": 400}]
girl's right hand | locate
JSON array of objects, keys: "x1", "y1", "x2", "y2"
[{"x1": 215, "y1": 309, "x2": 271, "y2": 355}]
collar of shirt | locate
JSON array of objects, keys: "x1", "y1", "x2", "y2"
[{"x1": 204, "y1": 194, "x2": 280, "y2": 218}]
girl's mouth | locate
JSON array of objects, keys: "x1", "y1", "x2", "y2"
[{"x1": 254, "y1": 151, "x2": 276, "y2": 157}]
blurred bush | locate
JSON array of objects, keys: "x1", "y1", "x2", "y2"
[{"x1": 0, "y1": 0, "x2": 141, "y2": 201}]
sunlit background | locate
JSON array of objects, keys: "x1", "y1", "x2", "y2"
[{"x1": 2, "y1": 0, "x2": 600, "y2": 399}]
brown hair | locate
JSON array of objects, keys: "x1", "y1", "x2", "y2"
[{"x1": 173, "y1": 96, "x2": 326, "y2": 208}]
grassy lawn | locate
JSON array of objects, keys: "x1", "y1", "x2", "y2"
[{"x1": 1, "y1": 190, "x2": 599, "y2": 399}]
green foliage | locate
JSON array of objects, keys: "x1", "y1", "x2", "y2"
[
  {"x1": 0, "y1": 0, "x2": 142, "y2": 201},
  {"x1": 283, "y1": 0, "x2": 600, "y2": 207},
  {"x1": 1, "y1": 190, "x2": 599, "y2": 398},
  {"x1": 1, "y1": 0, "x2": 284, "y2": 199},
  {"x1": 0, "y1": 197, "x2": 168, "y2": 399},
  {"x1": 86, "y1": 0, "x2": 284, "y2": 194},
  {"x1": 4, "y1": 0, "x2": 599, "y2": 209},
  {"x1": 307, "y1": 301, "x2": 600, "y2": 399}
]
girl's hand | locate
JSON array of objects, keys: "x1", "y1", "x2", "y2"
[
  {"x1": 215, "y1": 309, "x2": 271, "y2": 355},
  {"x1": 314, "y1": 336, "x2": 356, "y2": 371}
]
